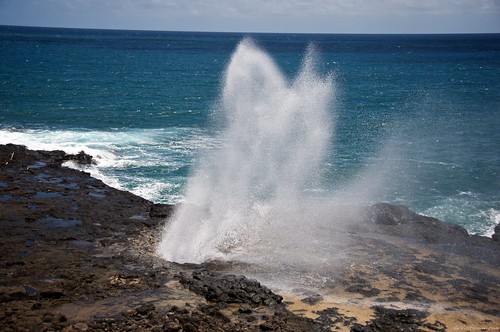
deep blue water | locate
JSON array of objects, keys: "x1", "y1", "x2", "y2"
[{"x1": 1, "y1": 25, "x2": 499, "y2": 236}]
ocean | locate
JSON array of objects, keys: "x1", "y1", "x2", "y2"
[{"x1": 1, "y1": 25, "x2": 499, "y2": 238}]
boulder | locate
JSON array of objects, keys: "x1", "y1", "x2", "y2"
[
  {"x1": 64, "y1": 151, "x2": 94, "y2": 165},
  {"x1": 179, "y1": 271, "x2": 283, "y2": 307},
  {"x1": 364, "y1": 203, "x2": 470, "y2": 243},
  {"x1": 492, "y1": 224, "x2": 500, "y2": 242}
]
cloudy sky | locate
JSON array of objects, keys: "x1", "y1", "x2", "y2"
[{"x1": 1, "y1": 0, "x2": 499, "y2": 33}]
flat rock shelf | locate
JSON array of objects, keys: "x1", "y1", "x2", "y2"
[{"x1": 0, "y1": 144, "x2": 498, "y2": 331}]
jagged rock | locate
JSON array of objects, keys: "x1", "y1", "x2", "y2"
[
  {"x1": 179, "y1": 271, "x2": 283, "y2": 306},
  {"x1": 492, "y1": 224, "x2": 500, "y2": 242},
  {"x1": 64, "y1": 151, "x2": 94, "y2": 165},
  {"x1": 300, "y1": 294, "x2": 323, "y2": 305},
  {"x1": 351, "y1": 306, "x2": 447, "y2": 332},
  {"x1": 150, "y1": 203, "x2": 176, "y2": 218},
  {"x1": 135, "y1": 304, "x2": 156, "y2": 316}
]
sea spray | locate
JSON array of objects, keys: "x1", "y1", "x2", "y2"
[{"x1": 157, "y1": 39, "x2": 336, "y2": 264}]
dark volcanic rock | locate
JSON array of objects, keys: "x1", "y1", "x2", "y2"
[
  {"x1": 3, "y1": 143, "x2": 66, "y2": 168},
  {"x1": 492, "y1": 224, "x2": 500, "y2": 242},
  {"x1": 180, "y1": 271, "x2": 283, "y2": 306},
  {"x1": 3, "y1": 144, "x2": 94, "y2": 168},
  {"x1": 346, "y1": 285, "x2": 381, "y2": 297},
  {"x1": 1, "y1": 144, "x2": 498, "y2": 331},
  {"x1": 300, "y1": 294, "x2": 323, "y2": 305},
  {"x1": 366, "y1": 203, "x2": 417, "y2": 225},
  {"x1": 351, "y1": 306, "x2": 446, "y2": 332},
  {"x1": 150, "y1": 203, "x2": 176, "y2": 219},
  {"x1": 64, "y1": 150, "x2": 94, "y2": 165},
  {"x1": 0, "y1": 144, "x2": 326, "y2": 332},
  {"x1": 365, "y1": 203, "x2": 470, "y2": 243}
]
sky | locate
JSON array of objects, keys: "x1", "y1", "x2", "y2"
[{"x1": 0, "y1": 0, "x2": 499, "y2": 34}]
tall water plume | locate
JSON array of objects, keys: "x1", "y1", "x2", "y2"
[{"x1": 157, "y1": 39, "x2": 336, "y2": 265}]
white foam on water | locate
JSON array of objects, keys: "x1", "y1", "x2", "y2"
[
  {"x1": 422, "y1": 193, "x2": 499, "y2": 237},
  {"x1": 0, "y1": 127, "x2": 213, "y2": 203},
  {"x1": 481, "y1": 208, "x2": 500, "y2": 238},
  {"x1": 1, "y1": 128, "x2": 118, "y2": 161},
  {"x1": 128, "y1": 179, "x2": 184, "y2": 203}
]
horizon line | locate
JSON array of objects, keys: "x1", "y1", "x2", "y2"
[{"x1": 2, "y1": 24, "x2": 500, "y2": 36}]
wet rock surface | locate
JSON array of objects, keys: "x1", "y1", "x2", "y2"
[
  {"x1": 0, "y1": 144, "x2": 324, "y2": 331},
  {"x1": 1, "y1": 144, "x2": 499, "y2": 331},
  {"x1": 351, "y1": 307, "x2": 447, "y2": 332}
]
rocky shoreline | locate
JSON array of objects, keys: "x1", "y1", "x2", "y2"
[{"x1": 1, "y1": 144, "x2": 499, "y2": 331}]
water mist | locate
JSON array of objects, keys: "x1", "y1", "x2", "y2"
[{"x1": 158, "y1": 39, "x2": 345, "y2": 269}]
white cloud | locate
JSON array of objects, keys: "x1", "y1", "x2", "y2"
[
  {"x1": 47, "y1": 0, "x2": 500, "y2": 18},
  {"x1": 1, "y1": 0, "x2": 499, "y2": 33},
  {"x1": 135, "y1": 0, "x2": 500, "y2": 17}
]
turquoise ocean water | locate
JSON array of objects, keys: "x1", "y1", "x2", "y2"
[{"x1": 1, "y1": 26, "x2": 499, "y2": 236}]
